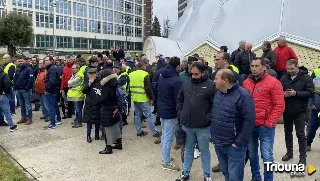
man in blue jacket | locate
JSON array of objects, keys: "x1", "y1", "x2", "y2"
[
  {"x1": 211, "y1": 69, "x2": 255, "y2": 181},
  {"x1": 43, "y1": 56, "x2": 62, "y2": 130},
  {"x1": 157, "y1": 57, "x2": 183, "y2": 171},
  {"x1": 15, "y1": 57, "x2": 34, "y2": 125}
]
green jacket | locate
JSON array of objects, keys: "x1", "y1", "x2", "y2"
[{"x1": 179, "y1": 69, "x2": 191, "y2": 82}]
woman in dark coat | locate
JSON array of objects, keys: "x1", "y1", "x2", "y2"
[
  {"x1": 98, "y1": 69, "x2": 122, "y2": 154},
  {"x1": 82, "y1": 68, "x2": 101, "y2": 143}
]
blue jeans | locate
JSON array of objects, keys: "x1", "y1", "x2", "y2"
[
  {"x1": 307, "y1": 109, "x2": 320, "y2": 146},
  {"x1": 276, "y1": 71, "x2": 287, "y2": 80},
  {"x1": 34, "y1": 94, "x2": 41, "y2": 109},
  {"x1": 16, "y1": 89, "x2": 32, "y2": 119},
  {"x1": 38, "y1": 93, "x2": 49, "y2": 118},
  {"x1": 215, "y1": 145, "x2": 247, "y2": 181},
  {"x1": 248, "y1": 126, "x2": 275, "y2": 181},
  {"x1": 134, "y1": 102, "x2": 158, "y2": 135},
  {"x1": 87, "y1": 122, "x2": 100, "y2": 136},
  {"x1": 0, "y1": 96, "x2": 14, "y2": 127},
  {"x1": 8, "y1": 87, "x2": 15, "y2": 113},
  {"x1": 161, "y1": 118, "x2": 178, "y2": 164},
  {"x1": 45, "y1": 93, "x2": 61, "y2": 126},
  {"x1": 74, "y1": 101, "x2": 84, "y2": 124},
  {"x1": 240, "y1": 74, "x2": 248, "y2": 80},
  {"x1": 182, "y1": 126, "x2": 211, "y2": 178}
]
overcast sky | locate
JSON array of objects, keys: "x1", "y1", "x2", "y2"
[{"x1": 152, "y1": 0, "x2": 178, "y2": 32}]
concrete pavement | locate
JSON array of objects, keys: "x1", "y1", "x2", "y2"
[{"x1": 1, "y1": 110, "x2": 320, "y2": 181}]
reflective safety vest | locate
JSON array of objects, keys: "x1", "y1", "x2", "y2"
[
  {"x1": 67, "y1": 71, "x2": 85, "y2": 101},
  {"x1": 79, "y1": 65, "x2": 88, "y2": 75},
  {"x1": 129, "y1": 70, "x2": 148, "y2": 102},
  {"x1": 314, "y1": 68, "x2": 320, "y2": 77},
  {"x1": 4, "y1": 62, "x2": 16, "y2": 82},
  {"x1": 125, "y1": 66, "x2": 131, "y2": 74},
  {"x1": 230, "y1": 65, "x2": 239, "y2": 74},
  {"x1": 118, "y1": 71, "x2": 129, "y2": 96}
]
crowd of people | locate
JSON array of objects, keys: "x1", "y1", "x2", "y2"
[{"x1": 0, "y1": 36, "x2": 319, "y2": 181}]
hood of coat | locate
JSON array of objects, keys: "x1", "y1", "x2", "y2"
[
  {"x1": 100, "y1": 73, "x2": 118, "y2": 86},
  {"x1": 161, "y1": 64, "x2": 179, "y2": 78}
]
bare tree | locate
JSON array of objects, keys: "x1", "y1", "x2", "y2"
[{"x1": 162, "y1": 16, "x2": 171, "y2": 38}]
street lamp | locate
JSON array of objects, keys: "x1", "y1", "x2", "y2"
[{"x1": 49, "y1": 0, "x2": 56, "y2": 55}]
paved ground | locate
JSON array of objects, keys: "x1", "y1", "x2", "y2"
[{"x1": 1, "y1": 109, "x2": 320, "y2": 181}]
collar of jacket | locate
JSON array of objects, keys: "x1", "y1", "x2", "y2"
[
  {"x1": 223, "y1": 82, "x2": 240, "y2": 94},
  {"x1": 39, "y1": 68, "x2": 46, "y2": 72},
  {"x1": 286, "y1": 69, "x2": 306, "y2": 80},
  {"x1": 66, "y1": 63, "x2": 74, "y2": 68},
  {"x1": 249, "y1": 72, "x2": 267, "y2": 82},
  {"x1": 46, "y1": 63, "x2": 54, "y2": 70},
  {"x1": 100, "y1": 73, "x2": 117, "y2": 86},
  {"x1": 20, "y1": 64, "x2": 28, "y2": 71},
  {"x1": 263, "y1": 48, "x2": 271, "y2": 53}
]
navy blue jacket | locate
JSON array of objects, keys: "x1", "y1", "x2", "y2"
[
  {"x1": 126, "y1": 59, "x2": 136, "y2": 70},
  {"x1": 56, "y1": 65, "x2": 63, "y2": 76},
  {"x1": 152, "y1": 59, "x2": 166, "y2": 83},
  {"x1": 83, "y1": 66, "x2": 89, "y2": 85},
  {"x1": 211, "y1": 83, "x2": 255, "y2": 148},
  {"x1": 13, "y1": 64, "x2": 34, "y2": 90},
  {"x1": 29, "y1": 64, "x2": 39, "y2": 78},
  {"x1": 45, "y1": 64, "x2": 61, "y2": 94},
  {"x1": 157, "y1": 65, "x2": 183, "y2": 119}
]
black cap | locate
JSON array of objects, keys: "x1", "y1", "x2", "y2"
[{"x1": 88, "y1": 68, "x2": 97, "y2": 74}]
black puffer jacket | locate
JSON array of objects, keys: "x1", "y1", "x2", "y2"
[
  {"x1": 261, "y1": 48, "x2": 276, "y2": 69},
  {"x1": 280, "y1": 70, "x2": 314, "y2": 115},
  {"x1": 234, "y1": 51, "x2": 256, "y2": 75},
  {"x1": 99, "y1": 73, "x2": 118, "y2": 127},
  {"x1": 82, "y1": 79, "x2": 102, "y2": 124},
  {"x1": 176, "y1": 73, "x2": 215, "y2": 128}
]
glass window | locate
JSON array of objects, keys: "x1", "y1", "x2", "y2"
[
  {"x1": 125, "y1": 2, "x2": 133, "y2": 14},
  {"x1": 34, "y1": 0, "x2": 50, "y2": 11},
  {"x1": 102, "y1": 9, "x2": 113, "y2": 22},
  {"x1": 74, "y1": 18, "x2": 87, "y2": 32},
  {"x1": 36, "y1": 12, "x2": 53, "y2": 28},
  {"x1": 102, "y1": 22, "x2": 113, "y2": 34},
  {"x1": 102, "y1": 0, "x2": 112, "y2": 9},
  {"x1": 13, "y1": 0, "x2": 32, "y2": 8},
  {"x1": 57, "y1": 36, "x2": 72, "y2": 48},
  {"x1": 125, "y1": 26, "x2": 134, "y2": 37},
  {"x1": 135, "y1": 4, "x2": 142, "y2": 15},
  {"x1": 56, "y1": 0, "x2": 71, "y2": 15},
  {"x1": 135, "y1": 42, "x2": 142, "y2": 50},
  {"x1": 89, "y1": 6, "x2": 100, "y2": 20},
  {"x1": 88, "y1": 0, "x2": 100, "y2": 6},
  {"x1": 89, "y1": 39, "x2": 101, "y2": 49},
  {"x1": 89, "y1": 20, "x2": 101, "y2": 33},
  {"x1": 56, "y1": 15, "x2": 72, "y2": 30},
  {"x1": 102, "y1": 40, "x2": 114, "y2": 49},
  {"x1": 13, "y1": 8, "x2": 33, "y2": 21},
  {"x1": 135, "y1": 27, "x2": 142, "y2": 37},
  {"x1": 114, "y1": 0, "x2": 123, "y2": 11},
  {"x1": 115, "y1": 24, "x2": 124, "y2": 36},
  {"x1": 134, "y1": 16, "x2": 142, "y2": 27},
  {"x1": 74, "y1": 37, "x2": 88, "y2": 49},
  {"x1": 115, "y1": 40, "x2": 124, "y2": 48},
  {"x1": 36, "y1": 35, "x2": 53, "y2": 48},
  {"x1": 114, "y1": 11, "x2": 124, "y2": 23},
  {"x1": 73, "y1": 3, "x2": 87, "y2": 17},
  {"x1": 135, "y1": 0, "x2": 141, "y2": 4},
  {"x1": 125, "y1": 15, "x2": 133, "y2": 25}
]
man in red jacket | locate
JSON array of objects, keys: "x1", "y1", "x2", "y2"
[
  {"x1": 60, "y1": 55, "x2": 74, "y2": 119},
  {"x1": 35, "y1": 59, "x2": 49, "y2": 122},
  {"x1": 243, "y1": 57, "x2": 285, "y2": 181},
  {"x1": 274, "y1": 36, "x2": 298, "y2": 79}
]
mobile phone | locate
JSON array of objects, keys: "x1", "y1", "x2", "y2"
[{"x1": 286, "y1": 89, "x2": 293, "y2": 91}]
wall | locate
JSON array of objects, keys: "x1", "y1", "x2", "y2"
[
  {"x1": 187, "y1": 43, "x2": 218, "y2": 67},
  {"x1": 254, "y1": 42, "x2": 320, "y2": 72}
]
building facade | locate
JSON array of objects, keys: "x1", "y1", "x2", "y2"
[
  {"x1": 1, "y1": 0, "x2": 146, "y2": 53},
  {"x1": 178, "y1": 0, "x2": 188, "y2": 19},
  {"x1": 143, "y1": 0, "x2": 151, "y2": 41}
]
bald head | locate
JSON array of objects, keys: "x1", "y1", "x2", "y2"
[
  {"x1": 3, "y1": 54, "x2": 10, "y2": 63},
  {"x1": 214, "y1": 69, "x2": 235, "y2": 92},
  {"x1": 220, "y1": 69, "x2": 235, "y2": 83},
  {"x1": 245, "y1": 43, "x2": 253, "y2": 52}
]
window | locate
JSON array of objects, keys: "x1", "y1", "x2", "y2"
[
  {"x1": 102, "y1": 0, "x2": 112, "y2": 8},
  {"x1": 135, "y1": 4, "x2": 142, "y2": 15},
  {"x1": 135, "y1": 42, "x2": 142, "y2": 50},
  {"x1": 102, "y1": 40, "x2": 114, "y2": 49},
  {"x1": 127, "y1": 42, "x2": 135, "y2": 50},
  {"x1": 89, "y1": 20, "x2": 101, "y2": 33},
  {"x1": 126, "y1": 26, "x2": 134, "y2": 37},
  {"x1": 102, "y1": 22, "x2": 113, "y2": 34},
  {"x1": 74, "y1": 18, "x2": 87, "y2": 32},
  {"x1": 115, "y1": 24, "x2": 124, "y2": 36},
  {"x1": 102, "y1": 9, "x2": 113, "y2": 22},
  {"x1": 88, "y1": 0, "x2": 100, "y2": 6},
  {"x1": 12, "y1": 0, "x2": 32, "y2": 8},
  {"x1": 0, "y1": 9, "x2": 5, "y2": 18},
  {"x1": 126, "y1": 15, "x2": 133, "y2": 25},
  {"x1": 114, "y1": 11, "x2": 124, "y2": 23},
  {"x1": 115, "y1": 40, "x2": 124, "y2": 48},
  {"x1": 36, "y1": 12, "x2": 53, "y2": 28},
  {"x1": 73, "y1": 3, "x2": 87, "y2": 17},
  {"x1": 114, "y1": 0, "x2": 123, "y2": 11},
  {"x1": 134, "y1": 16, "x2": 141, "y2": 27},
  {"x1": 135, "y1": 0, "x2": 141, "y2": 4},
  {"x1": 36, "y1": 35, "x2": 53, "y2": 48},
  {"x1": 35, "y1": 0, "x2": 50, "y2": 11},
  {"x1": 75, "y1": 0, "x2": 86, "y2": 3},
  {"x1": 125, "y1": 2, "x2": 133, "y2": 14},
  {"x1": 56, "y1": 15, "x2": 71, "y2": 30},
  {"x1": 74, "y1": 37, "x2": 88, "y2": 48},
  {"x1": 13, "y1": 8, "x2": 33, "y2": 21},
  {"x1": 56, "y1": 0, "x2": 71, "y2": 15},
  {"x1": 89, "y1": 6, "x2": 100, "y2": 20},
  {"x1": 135, "y1": 27, "x2": 141, "y2": 37},
  {"x1": 89, "y1": 39, "x2": 101, "y2": 49},
  {"x1": 57, "y1": 36, "x2": 72, "y2": 48}
]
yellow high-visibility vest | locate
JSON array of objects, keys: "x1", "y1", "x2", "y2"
[
  {"x1": 67, "y1": 71, "x2": 85, "y2": 101},
  {"x1": 230, "y1": 65, "x2": 239, "y2": 74},
  {"x1": 129, "y1": 69, "x2": 149, "y2": 102},
  {"x1": 118, "y1": 71, "x2": 129, "y2": 96},
  {"x1": 314, "y1": 68, "x2": 320, "y2": 77}
]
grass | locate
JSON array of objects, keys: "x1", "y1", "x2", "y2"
[{"x1": 0, "y1": 151, "x2": 28, "y2": 181}]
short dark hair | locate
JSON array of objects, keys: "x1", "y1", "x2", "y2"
[
  {"x1": 252, "y1": 57, "x2": 266, "y2": 66},
  {"x1": 137, "y1": 59, "x2": 147, "y2": 68},
  {"x1": 220, "y1": 69, "x2": 235, "y2": 83},
  {"x1": 286, "y1": 59, "x2": 298, "y2": 66},
  {"x1": 45, "y1": 56, "x2": 54, "y2": 61},
  {"x1": 89, "y1": 57, "x2": 99, "y2": 65},
  {"x1": 191, "y1": 61, "x2": 206, "y2": 73},
  {"x1": 187, "y1": 56, "x2": 197, "y2": 65},
  {"x1": 97, "y1": 53, "x2": 103, "y2": 60},
  {"x1": 220, "y1": 46, "x2": 228, "y2": 52},
  {"x1": 222, "y1": 52, "x2": 231, "y2": 63},
  {"x1": 263, "y1": 41, "x2": 272, "y2": 49},
  {"x1": 169, "y1": 57, "x2": 180, "y2": 69}
]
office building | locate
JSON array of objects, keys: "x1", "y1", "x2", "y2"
[
  {"x1": 2, "y1": 0, "x2": 146, "y2": 52},
  {"x1": 178, "y1": 0, "x2": 189, "y2": 19}
]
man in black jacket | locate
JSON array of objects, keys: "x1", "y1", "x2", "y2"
[
  {"x1": 231, "y1": 40, "x2": 246, "y2": 64},
  {"x1": 2, "y1": 54, "x2": 16, "y2": 114},
  {"x1": 234, "y1": 42, "x2": 256, "y2": 80},
  {"x1": 43, "y1": 56, "x2": 62, "y2": 130},
  {"x1": 113, "y1": 45, "x2": 125, "y2": 62},
  {"x1": 176, "y1": 62, "x2": 215, "y2": 181},
  {"x1": 0, "y1": 67, "x2": 17, "y2": 132},
  {"x1": 261, "y1": 41, "x2": 276, "y2": 70},
  {"x1": 280, "y1": 59, "x2": 314, "y2": 165}
]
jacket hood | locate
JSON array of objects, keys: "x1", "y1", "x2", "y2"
[
  {"x1": 299, "y1": 66, "x2": 309, "y2": 74},
  {"x1": 157, "y1": 59, "x2": 166, "y2": 70},
  {"x1": 100, "y1": 73, "x2": 118, "y2": 86},
  {"x1": 161, "y1": 65, "x2": 178, "y2": 78}
]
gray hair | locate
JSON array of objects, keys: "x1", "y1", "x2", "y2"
[
  {"x1": 279, "y1": 35, "x2": 286, "y2": 42},
  {"x1": 286, "y1": 59, "x2": 298, "y2": 66},
  {"x1": 239, "y1": 40, "x2": 246, "y2": 45}
]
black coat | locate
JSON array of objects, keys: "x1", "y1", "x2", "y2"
[
  {"x1": 99, "y1": 73, "x2": 119, "y2": 127},
  {"x1": 234, "y1": 51, "x2": 256, "y2": 75},
  {"x1": 82, "y1": 79, "x2": 102, "y2": 124},
  {"x1": 280, "y1": 70, "x2": 314, "y2": 115},
  {"x1": 261, "y1": 49, "x2": 276, "y2": 69},
  {"x1": 176, "y1": 74, "x2": 215, "y2": 128}
]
